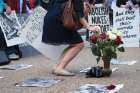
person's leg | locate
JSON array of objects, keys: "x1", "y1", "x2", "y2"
[
  {"x1": 53, "y1": 42, "x2": 84, "y2": 75},
  {"x1": 0, "y1": 27, "x2": 7, "y2": 49},
  {"x1": 14, "y1": 45, "x2": 22, "y2": 58}
]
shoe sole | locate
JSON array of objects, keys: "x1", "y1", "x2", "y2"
[{"x1": 52, "y1": 70, "x2": 75, "y2": 76}]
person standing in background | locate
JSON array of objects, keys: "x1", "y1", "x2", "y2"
[
  {"x1": 116, "y1": 0, "x2": 139, "y2": 9},
  {"x1": 0, "y1": 0, "x2": 21, "y2": 61},
  {"x1": 5, "y1": 0, "x2": 35, "y2": 60},
  {"x1": 26, "y1": 0, "x2": 51, "y2": 9},
  {"x1": 106, "y1": 0, "x2": 114, "y2": 25},
  {"x1": 0, "y1": 0, "x2": 11, "y2": 49},
  {"x1": 4, "y1": 0, "x2": 30, "y2": 60},
  {"x1": 88, "y1": 0, "x2": 106, "y2": 6},
  {"x1": 6, "y1": 0, "x2": 28, "y2": 13},
  {"x1": 0, "y1": 0, "x2": 11, "y2": 14}
]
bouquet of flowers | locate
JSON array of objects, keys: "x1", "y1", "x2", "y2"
[{"x1": 90, "y1": 28, "x2": 125, "y2": 63}]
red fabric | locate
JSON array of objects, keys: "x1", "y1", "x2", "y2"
[
  {"x1": 6, "y1": 0, "x2": 18, "y2": 12},
  {"x1": 6, "y1": 0, "x2": 27, "y2": 13},
  {"x1": 29, "y1": 0, "x2": 33, "y2": 9}
]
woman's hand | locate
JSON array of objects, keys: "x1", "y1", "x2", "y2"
[
  {"x1": 6, "y1": 6, "x2": 11, "y2": 15},
  {"x1": 79, "y1": 18, "x2": 101, "y2": 32},
  {"x1": 87, "y1": 25, "x2": 101, "y2": 33}
]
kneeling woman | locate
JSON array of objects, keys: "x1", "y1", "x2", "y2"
[{"x1": 42, "y1": 0, "x2": 100, "y2": 76}]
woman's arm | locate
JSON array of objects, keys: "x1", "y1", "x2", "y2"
[
  {"x1": 3, "y1": 0, "x2": 11, "y2": 14},
  {"x1": 79, "y1": 17, "x2": 100, "y2": 32},
  {"x1": 5, "y1": 5, "x2": 11, "y2": 14},
  {"x1": 73, "y1": 0, "x2": 100, "y2": 32}
]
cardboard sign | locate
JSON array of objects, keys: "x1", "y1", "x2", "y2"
[
  {"x1": 113, "y1": 8, "x2": 140, "y2": 47},
  {"x1": 0, "y1": 11, "x2": 25, "y2": 46},
  {"x1": 21, "y1": 6, "x2": 68, "y2": 60},
  {"x1": 88, "y1": 6, "x2": 110, "y2": 32}
]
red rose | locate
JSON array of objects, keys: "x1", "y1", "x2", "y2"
[
  {"x1": 90, "y1": 34, "x2": 97, "y2": 44},
  {"x1": 99, "y1": 32, "x2": 107, "y2": 40},
  {"x1": 115, "y1": 36, "x2": 123, "y2": 45}
]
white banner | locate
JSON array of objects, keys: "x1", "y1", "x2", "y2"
[
  {"x1": 88, "y1": 6, "x2": 110, "y2": 32},
  {"x1": 113, "y1": 8, "x2": 140, "y2": 47},
  {"x1": 21, "y1": 6, "x2": 67, "y2": 60},
  {"x1": 0, "y1": 11, "x2": 25, "y2": 46}
]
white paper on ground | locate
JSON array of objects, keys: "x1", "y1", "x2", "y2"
[
  {"x1": 0, "y1": 77, "x2": 4, "y2": 79},
  {"x1": 69, "y1": 84, "x2": 124, "y2": 93},
  {"x1": 112, "y1": 67, "x2": 119, "y2": 72},
  {"x1": 111, "y1": 59, "x2": 137, "y2": 65},
  {"x1": 0, "y1": 64, "x2": 32, "y2": 70},
  {"x1": 80, "y1": 67, "x2": 119, "y2": 73},
  {"x1": 109, "y1": 84, "x2": 124, "y2": 93},
  {"x1": 80, "y1": 67, "x2": 91, "y2": 73},
  {"x1": 15, "y1": 78, "x2": 61, "y2": 87},
  {"x1": 127, "y1": 61, "x2": 137, "y2": 65}
]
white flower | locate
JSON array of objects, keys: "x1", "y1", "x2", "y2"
[
  {"x1": 116, "y1": 31, "x2": 123, "y2": 37},
  {"x1": 112, "y1": 28, "x2": 118, "y2": 34},
  {"x1": 109, "y1": 33, "x2": 117, "y2": 40},
  {"x1": 107, "y1": 31, "x2": 112, "y2": 35},
  {"x1": 112, "y1": 28, "x2": 123, "y2": 37},
  {"x1": 107, "y1": 31, "x2": 113, "y2": 36},
  {"x1": 94, "y1": 26, "x2": 101, "y2": 32}
]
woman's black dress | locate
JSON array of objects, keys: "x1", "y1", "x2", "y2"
[{"x1": 42, "y1": 0, "x2": 84, "y2": 45}]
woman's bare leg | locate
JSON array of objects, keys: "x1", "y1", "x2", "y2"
[{"x1": 55, "y1": 42, "x2": 84, "y2": 70}]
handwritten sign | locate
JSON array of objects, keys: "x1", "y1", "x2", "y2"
[
  {"x1": 21, "y1": 6, "x2": 68, "y2": 60},
  {"x1": 0, "y1": 11, "x2": 25, "y2": 46},
  {"x1": 113, "y1": 8, "x2": 140, "y2": 47},
  {"x1": 88, "y1": 7, "x2": 110, "y2": 32}
]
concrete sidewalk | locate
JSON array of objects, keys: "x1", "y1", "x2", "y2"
[{"x1": 0, "y1": 46, "x2": 140, "y2": 93}]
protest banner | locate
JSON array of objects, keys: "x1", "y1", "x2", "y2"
[
  {"x1": 21, "y1": 6, "x2": 68, "y2": 60},
  {"x1": 113, "y1": 8, "x2": 140, "y2": 47},
  {"x1": 0, "y1": 11, "x2": 25, "y2": 46},
  {"x1": 88, "y1": 6, "x2": 110, "y2": 32}
]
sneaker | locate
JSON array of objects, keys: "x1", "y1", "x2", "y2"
[{"x1": 8, "y1": 53, "x2": 20, "y2": 60}]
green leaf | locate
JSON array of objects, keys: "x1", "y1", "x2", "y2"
[
  {"x1": 102, "y1": 47, "x2": 112, "y2": 57},
  {"x1": 112, "y1": 52, "x2": 117, "y2": 58},
  {"x1": 118, "y1": 47, "x2": 125, "y2": 52},
  {"x1": 91, "y1": 45, "x2": 101, "y2": 56},
  {"x1": 96, "y1": 57, "x2": 100, "y2": 63}
]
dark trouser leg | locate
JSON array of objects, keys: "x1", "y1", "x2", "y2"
[
  {"x1": 0, "y1": 27, "x2": 11, "y2": 65},
  {"x1": 6, "y1": 45, "x2": 22, "y2": 58},
  {"x1": 0, "y1": 27, "x2": 7, "y2": 49}
]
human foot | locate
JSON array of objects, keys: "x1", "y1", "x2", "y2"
[{"x1": 52, "y1": 69, "x2": 75, "y2": 76}]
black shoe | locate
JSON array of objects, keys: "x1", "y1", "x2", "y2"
[{"x1": 8, "y1": 53, "x2": 20, "y2": 60}]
